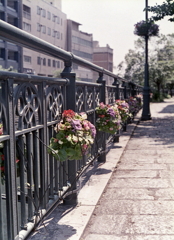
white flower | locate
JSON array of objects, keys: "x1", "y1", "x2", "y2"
[{"x1": 58, "y1": 140, "x2": 63, "y2": 144}]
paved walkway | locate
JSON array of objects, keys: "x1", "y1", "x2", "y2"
[
  {"x1": 28, "y1": 98, "x2": 174, "y2": 240},
  {"x1": 82, "y1": 98, "x2": 174, "y2": 240}
]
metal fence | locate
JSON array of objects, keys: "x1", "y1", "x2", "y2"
[{"x1": 0, "y1": 20, "x2": 143, "y2": 240}]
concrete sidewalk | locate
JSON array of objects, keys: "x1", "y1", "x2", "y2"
[{"x1": 29, "y1": 98, "x2": 174, "y2": 240}]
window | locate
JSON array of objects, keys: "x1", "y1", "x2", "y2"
[
  {"x1": 23, "y1": 5, "x2": 31, "y2": 20},
  {"x1": 57, "y1": 31, "x2": 60, "y2": 39},
  {"x1": 24, "y1": 55, "x2": 31, "y2": 63},
  {"x1": 57, "y1": 16, "x2": 60, "y2": 24},
  {"x1": 0, "y1": 48, "x2": 5, "y2": 59},
  {"x1": 23, "y1": 22, "x2": 31, "y2": 32},
  {"x1": 52, "y1": 14, "x2": 56, "y2": 22},
  {"x1": 37, "y1": 23, "x2": 41, "y2": 32},
  {"x1": 53, "y1": 60, "x2": 56, "y2": 67},
  {"x1": 42, "y1": 9, "x2": 46, "y2": 18},
  {"x1": 48, "y1": 59, "x2": 51, "y2": 67},
  {"x1": 42, "y1": 25, "x2": 46, "y2": 34},
  {"x1": 57, "y1": 61, "x2": 60, "y2": 68},
  {"x1": 37, "y1": 57, "x2": 41, "y2": 65},
  {"x1": 37, "y1": 6, "x2": 41, "y2": 15},
  {"x1": 52, "y1": 30, "x2": 57, "y2": 37},
  {"x1": 61, "y1": 33, "x2": 63, "y2": 40},
  {"x1": 47, "y1": 11, "x2": 51, "y2": 20},
  {"x1": 47, "y1": 27, "x2": 51, "y2": 35},
  {"x1": 43, "y1": 58, "x2": 46, "y2": 66},
  {"x1": 8, "y1": 50, "x2": 18, "y2": 61}
]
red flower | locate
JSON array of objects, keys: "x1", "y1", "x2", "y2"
[
  {"x1": 0, "y1": 166, "x2": 5, "y2": 171},
  {"x1": 99, "y1": 115, "x2": 105, "y2": 118},
  {"x1": 1, "y1": 155, "x2": 4, "y2": 161},
  {"x1": 62, "y1": 110, "x2": 75, "y2": 118}
]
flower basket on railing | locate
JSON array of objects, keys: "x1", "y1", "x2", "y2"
[
  {"x1": 115, "y1": 100, "x2": 130, "y2": 123},
  {"x1": 95, "y1": 103, "x2": 121, "y2": 134},
  {"x1": 134, "y1": 20, "x2": 159, "y2": 37},
  {"x1": 48, "y1": 110, "x2": 96, "y2": 161},
  {"x1": 126, "y1": 97, "x2": 141, "y2": 119}
]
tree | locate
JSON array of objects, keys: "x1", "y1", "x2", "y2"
[
  {"x1": 147, "y1": 0, "x2": 174, "y2": 22},
  {"x1": 117, "y1": 34, "x2": 174, "y2": 93}
]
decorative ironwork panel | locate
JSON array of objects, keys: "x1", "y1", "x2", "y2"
[
  {"x1": 76, "y1": 85, "x2": 85, "y2": 112},
  {"x1": 46, "y1": 85, "x2": 64, "y2": 122},
  {"x1": 86, "y1": 86, "x2": 94, "y2": 111},
  {"x1": 107, "y1": 86, "x2": 116, "y2": 105},
  {"x1": 94, "y1": 87, "x2": 101, "y2": 107},
  {"x1": 14, "y1": 83, "x2": 41, "y2": 130}
]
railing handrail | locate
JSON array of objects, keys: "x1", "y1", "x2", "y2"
[{"x1": 0, "y1": 20, "x2": 125, "y2": 81}]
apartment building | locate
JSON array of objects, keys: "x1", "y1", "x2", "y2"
[
  {"x1": 67, "y1": 19, "x2": 93, "y2": 82},
  {"x1": 22, "y1": 0, "x2": 67, "y2": 76},
  {"x1": 93, "y1": 41, "x2": 113, "y2": 84},
  {"x1": 0, "y1": 0, "x2": 23, "y2": 72}
]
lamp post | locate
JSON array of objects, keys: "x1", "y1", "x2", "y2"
[{"x1": 141, "y1": 0, "x2": 151, "y2": 120}]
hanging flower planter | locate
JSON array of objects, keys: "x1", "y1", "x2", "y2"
[
  {"x1": 48, "y1": 110, "x2": 96, "y2": 161},
  {"x1": 134, "y1": 20, "x2": 159, "y2": 37},
  {"x1": 115, "y1": 100, "x2": 130, "y2": 123},
  {"x1": 95, "y1": 103, "x2": 121, "y2": 134}
]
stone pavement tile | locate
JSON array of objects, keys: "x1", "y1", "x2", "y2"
[
  {"x1": 155, "y1": 189, "x2": 174, "y2": 200},
  {"x1": 156, "y1": 157, "x2": 174, "y2": 163},
  {"x1": 129, "y1": 235, "x2": 174, "y2": 240},
  {"x1": 117, "y1": 163, "x2": 168, "y2": 170},
  {"x1": 123, "y1": 150, "x2": 158, "y2": 156},
  {"x1": 94, "y1": 200, "x2": 174, "y2": 215},
  {"x1": 122, "y1": 215, "x2": 174, "y2": 235},
  {"x1": 114, "y1": 170, "x2": 158, "y2": 178},
  {"x1": 168, "y1": 164, "x2": 174, "y2": 171},
  {"x1": 84, "y1": 215, "x2": 126, "y2": 235},
  {"x1": 159, "y1": 171, "x2": 174, "y2": 178},
  {"x1": 107, "y1": 178, "x2": 171, "y2": 188},
  {"x1": 120, "y1": 158, "x2": 155, "y2": 164},
  {"x1": 101, "y1": 188, "x2": 154, "y2": 200},
  {"x1": 82, "y1": 234, "x2": 128, "y2": 240}
]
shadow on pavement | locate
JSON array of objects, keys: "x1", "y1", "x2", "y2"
[{"x1": 29, "y1": 205, "x2": 77, "y2": 240}]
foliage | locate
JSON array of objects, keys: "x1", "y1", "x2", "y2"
[
  {"x1": 147, "y1": 0, "x2": 174, "y2": 22},
  {"x1": 95, "y1": 103, "x2": 121, "y2": 134},
  {"x1": 117, "y1": 34, "x2": 174, "y2": 93},
  {"x1": 134, "y1": 20, "x2": 159, "y2": 37},
  {"x1": 48, "y1": 110, "x2": 96, "y2": 161}
]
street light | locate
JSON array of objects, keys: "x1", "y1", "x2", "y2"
[{"x1": 141, "y1": 0, "x2": 152, "y2": 120}]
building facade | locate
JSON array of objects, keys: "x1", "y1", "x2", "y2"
[
  {"x1": 0, "y1": 0, "x2": 23, "y2": 72},
  {"x1": 0, "y1": 1, "x2": 114, "y2": 81},
  {"x1": 93, "y1": 41, "x2": 113, "y2": 84},
  {"x1": 22, "y1": 0, "x2": 67, "y2": 76},
  {"x1": 67, "y1": 20, "x2": 93, "y2": 82}
]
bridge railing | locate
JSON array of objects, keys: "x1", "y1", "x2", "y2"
[{"x1": 0, "y1": 20, "x2": 143, "y2": 240}]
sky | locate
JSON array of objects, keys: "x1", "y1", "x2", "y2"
[{"x1": 62, "y1": 0, "x2": 174, "y2": 72}]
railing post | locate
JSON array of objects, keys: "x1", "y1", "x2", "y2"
[
  {"x1": 123, "y1": 82, "x2": 127, "y2": 100},
  {"x1": 97, "y1": 72, "x2": 106, "y2": 163},
  {"x1": 61, "y1": 61, "x2": 77, "y2": 205},
  {"x1": 113, "y1": 77, "x2": 119, "y2": 100},
  {"x1": 4, "y1": 79, "x2": 18, "y2": 239}
]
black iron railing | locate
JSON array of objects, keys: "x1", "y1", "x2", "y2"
[{"x1": 0, "y1": 20, "x2": 142, "y2": 240}]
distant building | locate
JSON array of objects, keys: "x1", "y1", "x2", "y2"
[
  {"x1": 93, "y1": 41, "x2": 113, "y2": 84},
  {"x1": 0, "y1": 0, "x2": 23, "y2": 72},
  {"x1": 67, "y1": 20, "x2": 93, "y2": 82},
  {"x1": 22, "y1": 0, "x2": 67, "y2": 76}
]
